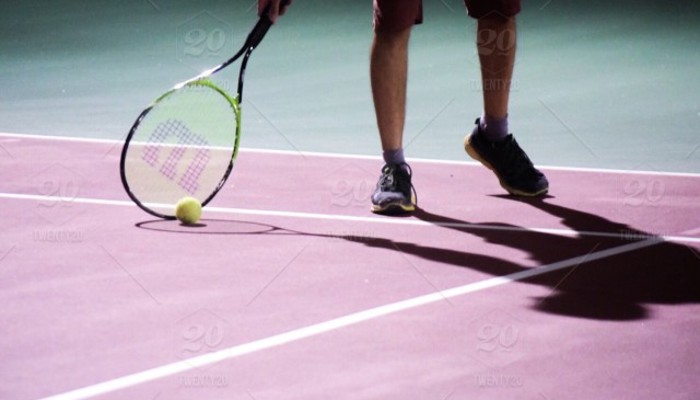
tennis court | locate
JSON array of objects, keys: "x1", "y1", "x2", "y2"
[{"x1": 2, "y1": 1, "x2": 699, "y2": 399}]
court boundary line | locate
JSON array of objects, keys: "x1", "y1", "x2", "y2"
[
  {"x1": 2, "y1": 191, "x2": 699, "y2": 244},
  {"x1": 2, "y1": 131, "x2": 699, "y2": 177},
  {"x1": 37, "y1": 233, "x2": 676, "y2": 400}
]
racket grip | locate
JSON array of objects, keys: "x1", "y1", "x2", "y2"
[{"x1": 246, "y1": 15, "x2": 273, "y2": 50}]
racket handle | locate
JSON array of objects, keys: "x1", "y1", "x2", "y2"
[
  {"x1": 246, "y1": 15, "x2": 273, "y2": 50},
  {"x1": 206, "y1": 12, "x2": 274, "y2": 77}
]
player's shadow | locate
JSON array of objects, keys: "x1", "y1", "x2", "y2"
[
  {"x1": 135, "y1": 199, "x2": 700, "y2": 321},
  {"x1": 410, "y1": 200, "x2": 700, "y2": 320},
  {"x1": 374, "y1": 198, "x2": 699, "y2": 321}
]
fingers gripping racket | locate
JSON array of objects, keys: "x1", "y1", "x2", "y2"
[{"x1": 120, "y1": 14, "x2": 273, "y2": 219}]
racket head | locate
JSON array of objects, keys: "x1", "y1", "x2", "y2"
[{"x1": 120, "y1": 78, "x2": 241, "y2": 219}]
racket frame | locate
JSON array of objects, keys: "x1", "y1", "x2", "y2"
[{"x1": 120, "y1": 15, "x2": 272, "y2": 219}]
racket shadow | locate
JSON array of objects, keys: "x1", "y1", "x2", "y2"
[
  {"x1": 134, "y1": 219, "x2": 381, "y2": 250},
  {"x1": 136, "y1": 219, "x2": 281, "y2": 235},
  {"x1": 134, "y1": 218, "x2": 350, "y2": 240}
]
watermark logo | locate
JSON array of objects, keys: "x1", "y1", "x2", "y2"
[
  {"x1": 617, "y1": 162, "x2": 667, "y2": 233},
  {"x1": 327, "y1": 162, "x2": 375, "y2": 209},
  {"x1": 176, "y1": 10, "x2": 235, "y2": 71},
  {"x1": 178, "y1": 373, "x2": 229, "y2": 389},
  {"x1": 30, "y1": 163, "x2": 86, "y2": 228},
  {"x1": 174, "y1": 309, "x2": 230, "y2": 370},
  {"x1": 327, "y1": 230, "x2": 377, "y2": 243},
  {"x1": 32, "y1": 230, "x2": 84, "y2": 243},
  {"x1": 473, "y1": 373, "x2": 524, "y2": 389},
  {"x1": 475, "y1": 13, "x2": 516, "y2": 60},
  {"x1": 467, "y1": 10, "x2": 521, "y2": 91},
  {"x1": 621, "y1": 164, "x2": 665, "y2": 209},
  {"x1": 467, "y1": 309, "x2": 526, "y2": 369}
]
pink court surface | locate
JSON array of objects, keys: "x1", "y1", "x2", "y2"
[{"x1": 1, "y1": 133, "x2": 700, "y2": 400}]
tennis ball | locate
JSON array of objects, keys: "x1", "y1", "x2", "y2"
[{"x1": 175, "y1": 197, "x2": 202, "y2": 225}]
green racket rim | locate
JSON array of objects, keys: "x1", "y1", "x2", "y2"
[
  {"x1": 120, "y1": 78, "x2": 242, "y2": 220},
  {"x1": 175, "y1": 78, "x2": 242, "y2": 164}
]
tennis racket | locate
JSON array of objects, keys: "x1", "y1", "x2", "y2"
[{"x1": 120, "y1": 13, "x2": 273, "y2": 219}]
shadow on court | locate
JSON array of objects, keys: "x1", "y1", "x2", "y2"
[
  {"x1": 408, "y1": 199, "x2": 700, "y2": 321},
  {"x1": 135, "y1": 199, "x2": 700, "y2": 321}
]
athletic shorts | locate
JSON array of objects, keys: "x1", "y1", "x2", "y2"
[{"x1": 373, "y1": 0, "x2": 521, "y2": 32}]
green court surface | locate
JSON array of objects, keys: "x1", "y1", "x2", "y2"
[{"x1": 1, "y1": 0, "x2": 699, "y2": 172}]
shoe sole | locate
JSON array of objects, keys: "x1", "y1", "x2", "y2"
[
  {"x1": 371, "y1": 194, "x2": 417, "y2": 215},
  {"x1": 371, "y1": 203, "x2": 416, "y2": 215},
  {"x1": 464, "y1": 134, "x2": 549, "y2": 197}
]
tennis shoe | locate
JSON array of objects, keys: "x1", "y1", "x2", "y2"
[
  {"x1": 464, "y1": 118, "x2": 549, "y2": 196},
  {"x1": 371, "y1": 163, "x2": 416, "y2": 214}
]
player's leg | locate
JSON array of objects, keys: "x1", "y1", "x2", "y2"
[
  {"x1": 478, "y1": 14, "x2": 516, "y2": 124},
  {"x1": 371, "y1": 25, "x2": 410, "y2": 153},
  {"x1": 370, "y1": 0, "x2": 422, "y2": 214},
  {"x1": 463, "y1": 0, "x2": 549, "y2": 196}
]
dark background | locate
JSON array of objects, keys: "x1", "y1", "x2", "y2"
[{"x1": 1, "y1": 0, "x2": 699, "y2": 172}]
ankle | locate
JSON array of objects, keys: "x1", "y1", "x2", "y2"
[
  {"x1": 479, "y1": 113, "x2": 509, "y2": 142},
  {"x1": 383, "y1": 148, "x2": 406, "y2": 166}
]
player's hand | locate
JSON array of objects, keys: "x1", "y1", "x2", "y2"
[{"x1": 258, "y1": 0, "x2": 292, "y2": 23}]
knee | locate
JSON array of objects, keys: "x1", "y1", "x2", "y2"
[
  {"x1": 374, "y1": 26, "x2": 412, "y2": 47},
  {"x1": 478, "y1": 13, "x2": 515, "y2": 27}
]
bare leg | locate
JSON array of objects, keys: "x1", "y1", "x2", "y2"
[
  {"x1": 369, "y1": 27, "x2": 416, "y2": 214},
  {"x1": 370, "y1": 27, "x2": 411, "y2": 152},
  {"x1": 466, "y1": 14, "x2": 549, "y2": 197},
  {"x1": 477, "y1": 15, "x2": 516, "y2": 120}
]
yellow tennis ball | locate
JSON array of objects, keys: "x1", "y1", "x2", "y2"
[{"x1": 175, "y1": 197, "x2": 202, "y2": 225}]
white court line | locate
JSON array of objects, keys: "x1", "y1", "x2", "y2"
[
  {"x1": 2, "y1": 192, "x2": 700, "y2": 244},
  {"x1": 37, "y1": 234, "x2": 677, "y2": 400},
  {"x1": 2, "y1": 131, "x2": 700, "y2": 177}
]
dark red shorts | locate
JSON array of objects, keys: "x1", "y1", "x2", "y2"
[{"x1": 373, "y1": 0, "x2": 521, "y2": 32}]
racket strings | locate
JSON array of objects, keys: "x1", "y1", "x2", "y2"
[
  {"x1": 142, "y1": 119, "x2": 213, "y2": 194},
  {"x1": 123, "y1": 82, "x2": 239, "y2": 208}
]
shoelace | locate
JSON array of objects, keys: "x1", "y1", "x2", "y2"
[
  {"x1": 497, "y1": 137, "x2": 541, "y2": 180},
  {"x1": 379, "y1": 164, "x2": 418, "y2": 204},
  {"x1": 378, "y1": 165, "x2": 396, "y2": 189}
]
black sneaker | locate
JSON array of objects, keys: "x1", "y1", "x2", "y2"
[
  {"x1": 371, "y1": 163, "x2": 417, "y2": 214},
  {"x1": 464, "y1": 118, "x2": 549, "y2": 196}
]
